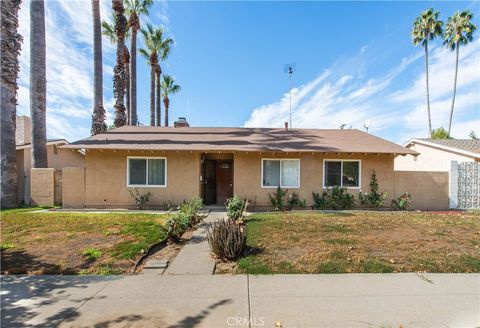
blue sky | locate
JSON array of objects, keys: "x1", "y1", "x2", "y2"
[{"x1": 16, "y1": 0, "x2": 479, "y2": 144}]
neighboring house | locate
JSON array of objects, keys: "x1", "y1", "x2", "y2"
[
  {"x1": 62, "y1": 121, "x2": 417, "y2": 209},
  {"x1": 16, "y1": 115, "x2": 85, "y2": 204},
  {"x1": 395, "y1": 138, "x2": 480, "y2": 172}
]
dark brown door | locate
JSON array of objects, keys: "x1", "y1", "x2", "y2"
[
  {"x1": 216, "y1": 160, "x2": 233, "y2": 205},
  {"x1": 203, "y1": 159, "x2": 216, "y2": 205}
]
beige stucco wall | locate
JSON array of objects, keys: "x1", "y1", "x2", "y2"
[
  {"x1": 30, "y1": 168, "x2": 55, "y2": 206},
  {"x1": 84, "y1": 150, "x2": 200, "y2": 208},
  {"x1": 16, "y1": 144, "x2": 85, "y2": 204},
  {"x1": 234, "y1": 152, "x2": 396, "y2": 207},
  {"x1": 72, "y1": 150, "x2": 448, "y2": 210},
  {"x1": 394, "y1": 143, "x2": 476, "y2": 172},
  {"x1": 394, "y1": 171, "x2": 449, "y2": 210},
  {"x1": 62, "y1": 167, "x2": 85, "y2": 208}
]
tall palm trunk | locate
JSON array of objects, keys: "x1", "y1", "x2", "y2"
[
  {"x1": 124, "y1": 47, "x2": 130, "y2": 125},
  {"x1": 424, "y1": 42, "x2": 432, "y2": 138},
  {"x1": 129, "y1": 14, "x2": 138, "y2": 126},
  {"x1": 155, "y1": 65, "x2": 161, "y2": 126},
  {"x1": 1, "y1": 0, "x2": 22, "y2": 208},
  {"x1": 30, "y1": 0, "x2": 48, "y2": 168},
  {"x1": 163, "y1": 95, "x2": 170, "y2": 128},
  {"x1": 91, "y1": 0, "x2": 107, "y2": 135},
  {"x1": 149, "y1": 63, "x2": 155, "y2": 126},
  {"x1": 448, "y1": 43, "x2": 459, "y2": 135},
  {"x1": 112, "y1": 0, "x2": 127, "y2": 127}
]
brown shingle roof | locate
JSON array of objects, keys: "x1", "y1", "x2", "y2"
[
  {"x1": 64, "y1": 126, "x2": 416, "y2": 155},
  {"x1": 417, "y1": 138, "x2": 480, "y2": 154}
]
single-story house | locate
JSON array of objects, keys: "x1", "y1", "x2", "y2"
[
  {"x1": 16, "y1": 115, "x2": 85, "y2": 204},
  {"x1": 62, "y1": 123, "x2": 418, "y2": 209},
  {"x1": 395, "y1": 138, "x2": 480, "y2": 172}
]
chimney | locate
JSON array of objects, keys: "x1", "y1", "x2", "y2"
[
  {"x1": 16, "y1": 115, "x2": 31, "y2": 145},
  {"x1": 174, "y1": 117, "x2": 190, "y2": 128},
  {"x1": 284, "y1": 121, "x2": 289, "y2": 132}
]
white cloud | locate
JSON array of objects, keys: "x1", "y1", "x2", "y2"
[{"x1": 244, "y1": 41, "x2": 479, "y2": 143}]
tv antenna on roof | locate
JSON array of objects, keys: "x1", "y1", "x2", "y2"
[
  {"x1": 363, "y1": 120, "x2": 372, "y2": 133},
  {"x1": 284, "y1": 63, "x2": 296, "y2": 128}
]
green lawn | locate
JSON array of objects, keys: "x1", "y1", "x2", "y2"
[
  {"x1": 238, "y1": 211, "x2": 480, "y2": 274},
  {"x1": 1, "y1": 210, "x2": 168, "y2": 274}
]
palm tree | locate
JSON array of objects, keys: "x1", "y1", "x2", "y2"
[
  {"x1": 155, "y1": 64, "x2": 161, "y2": 126},
  {"x1": 411, "y1": 8, "x2": 443, "y2": 138},
  {"x1": 102, "y1": 18, "x2": 132, "y2": 125},
  {"x1": 125, "y1": 0, "x2": 153, "y2": 126},
  {"x1": 91, "y1": 0, "x2": 107, "y2": 135},
  {"x1": 112, "y1": 0, "x2": 127, "y2": 127},
  {"x1": 1, "y1": 0, "x2": 23, "y2": 208},
  {"x1": 157, "y1": 40, "x2": 171, "y2": 126},
  {"x1": 30, "y1": 0, "x2": 48, "y2": 167},
  {"x1": 443, "y1": 10, "x2": 477, "y2": 135},
  {"x1": 161, "y1": 74, "x2": 181, "y2": 127}
]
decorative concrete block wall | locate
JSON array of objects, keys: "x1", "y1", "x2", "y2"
[
  {"x1": 30, "y1": 168, "x2": 55, "y2": 206},
  {"x1": 62, "y1": 167, "x2": 85, "y2": 208}
]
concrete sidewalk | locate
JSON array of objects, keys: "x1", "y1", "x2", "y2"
[
  {"x1": 1, "y1": 273, "x2": 479, "y2": 327},
  {"x1": 164, "y1": 211, "x2": 225, "y2": 275}
]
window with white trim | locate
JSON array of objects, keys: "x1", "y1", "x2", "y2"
[
  {"x1": 128, "y1": 157, "x2": 166, "y2": 187},
  {"x1": 262, "y1": 159, "x2": 300, "y2": 188},
  {"x1": 324, "y1": 160, "x2": 360, "y2": 188}
]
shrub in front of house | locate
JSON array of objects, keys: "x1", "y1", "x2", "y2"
[
  {"x1": 128, "y1": 188, "x2": 152, "y2": 210},
  {"x1": 391, "y1": 192, "x2": 413, "y2": 211},
  {"x1": 165, "y1": 211, "x2": 191, "y2": 241},
  {"x1": 268, "y1": 186, "x2": 288, "y2": 211},
  {"x1": 313, "y1": 186, "x2": 355, "y2": 210},
  {"x1": 178, "y1": 195, "x2": 204, "y2": 226},
  {"x1": 287, "y1": 192, "x2": 306, "y2": 210},
  {"x1": 226, "y1": 195, "x2": 244, "y2": 221},
  {"x1": 207, "y1": 219, "x2": 246, "y2": 261},
  {"x1": 166, "y1": 196, "x2": 204, "y2": 240},
  {"x1": 358, "y1": 171, "x2": 387, "y2": 208}
]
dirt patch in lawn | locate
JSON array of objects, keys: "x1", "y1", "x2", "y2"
[
  {"x1": 232, "y1": 211, "x2": 480, "y2": 274},
  {"x1": 0, "y1": 210, "x2": 169, "y2": 275}
]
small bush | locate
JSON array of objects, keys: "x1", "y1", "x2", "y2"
[
  {"x1": 207, "y1": 219, "x2": 246, "y2": 261},
  {"x1": 287, "y1": 192, "x2": 306, "y2": 210},
  {"x1": 82, "y1": 248, "x2": 102, "y2": 261},
  {"x1": 313, "y1": 186, "x2": 355, "y2": 210},
  {"x1": 268, "y1": 186, "x2": 288, "y2": 211},
  {"x1": 165, "y1": 211, "x2": 191, "y2": 241},
  {"x1": 358, "y1": 171, "x2": 387, "y2": 208},
  {"x1": 166, "y1": 196, "x2": 204, "y2": 241},
  {"x1": 128, "y1": 188, "x2": 152, "y2": 210},
  {"x1": 178, "y1": 196, "x2": 203, "y2": 226},
  {"x1": 226, "y1": 195, "x2": 244, "y2": 221},
  {"x1": 391, "y1": 192, "x2": 413, "y2": 211}
]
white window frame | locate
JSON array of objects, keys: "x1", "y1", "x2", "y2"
[
  {"x1": 127, "y1": 156, "x2": 167, "y2": 188},
  {"x1": 323, "y1": 159, "x2": 361, "y2": 189},
  {"x1": 261, "y1": 158, "x2": 300, "y2": 189}
]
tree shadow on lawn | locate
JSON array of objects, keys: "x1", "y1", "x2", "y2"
[{"x1": 1, "y1": 251, "x2": 119, "y2": 327}]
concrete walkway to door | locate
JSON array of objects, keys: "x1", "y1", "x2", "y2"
[{"x1": 164, "y1": 211, "x2": 226, "y2": 275}]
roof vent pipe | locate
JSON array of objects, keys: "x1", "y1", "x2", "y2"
[{"x1": 284, "y1": 121, "x2": 289, "y2": 131}]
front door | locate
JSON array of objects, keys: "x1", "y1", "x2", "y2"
[
  {"x1": 216, "y1": 160, "x2": 233, "y2": 205},
  {"x1": 203, "y1": 159, "x2": 216, "y2": 205}
]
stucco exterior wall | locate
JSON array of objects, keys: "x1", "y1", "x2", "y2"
[
  {"x1": 62, "y1": 167, "x2": 85, "y2": 208},
  {"x1": 30, "y1": 168, "x2": 55, "y2": 206},
  {"x1": 72, "y1": 150, "x2": 448, "y2": 210},
  {"x1": 394, "y1": 171, "x2": 449, "y2": 210},
  {"x1": 84, "y1": 150, "x2": 200, "y2": 208},
  {"x1": 16, "y1": 144, "x2": 85, "y2": 204},
  {"x1": 394, "y1": 143, "x2": 476, "y2": 172},
  {"x1": 234, "y1": 152, "x2": 396, "y2": 207}
]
